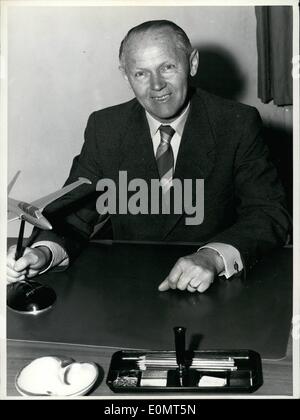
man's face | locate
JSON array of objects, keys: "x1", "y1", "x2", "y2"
[{"x1": 121, "y1": 29, "x2": 198, "y2": 123}]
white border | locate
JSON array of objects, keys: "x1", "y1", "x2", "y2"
[
  {"x1": 0, "y1": 0, "x2": 8, "y2": 400},
  {"x1": 0, "y1": 0, "x2": 299, "y2": 400},
  {"x1": 292, "y1": 1, "x2": 300, "y2": 400}
]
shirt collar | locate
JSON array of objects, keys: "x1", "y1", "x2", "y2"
[{"x1": 145, "y1": 103, "x2": 190, "y2": 138}]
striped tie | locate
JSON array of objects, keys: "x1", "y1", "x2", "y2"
[{"x1": 156, "y1": 125, "x2": 175, "y2": 193}]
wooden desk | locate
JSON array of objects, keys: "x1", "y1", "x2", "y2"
[
  {"x1": 7, "y1": 337, "x2": 292, "y2": 397},
  {"x1": 6, "y1": 241, "x2": 293, "y2": 397}
]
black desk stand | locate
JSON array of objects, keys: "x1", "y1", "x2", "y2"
[{"x1": 7, "y1": 218, "x2": 56, "y2": 314}]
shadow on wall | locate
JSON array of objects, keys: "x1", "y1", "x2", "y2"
[
  {"x1": 190, "y1": 44, "x2": 246, "y2": 101},
  {"x1": 191, "y1": 44, "x2": 293, "y2": 217}
]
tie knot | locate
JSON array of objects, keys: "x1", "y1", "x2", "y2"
[{"x1": 159, "y1": 125, "x2": 175, "y2": 143}]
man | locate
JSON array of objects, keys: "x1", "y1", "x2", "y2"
[{"x1": 7, "y1": 20, "x2": 290, "y2": 293}]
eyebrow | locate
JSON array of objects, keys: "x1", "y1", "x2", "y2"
[{"x1": 129, "y1": 60, "x2": 177, "y2": 71}]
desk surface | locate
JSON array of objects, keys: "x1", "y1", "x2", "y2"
[
  {"x1": 7, "y1": 241, "x2": 293, "y2": 397},
  {"x1": 7, "y1": 337, "x2": 292, "y2": 396}
]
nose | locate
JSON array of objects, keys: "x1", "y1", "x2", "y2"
[
  {"x1": 40, "y1": 217, "x2": 52, "y2": 230},
  {"x1": 150, "y1": 72, "x2": 166, "y2": 91}
]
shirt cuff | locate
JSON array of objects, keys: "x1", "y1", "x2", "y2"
[
  {"x1": 198, "y1": 242, "x2": 243, "y2": 278},
  {"x1": 31, "y1": 241, "x2": 69, "y2": 275}
]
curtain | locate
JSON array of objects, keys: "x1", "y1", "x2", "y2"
[{"x1": 255, "y1": 6, "x2": 293, "y2": 106}]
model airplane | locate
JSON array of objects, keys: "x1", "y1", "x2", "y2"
[{"x1": 8, "y1": 171, "x2": 91, "y2": 230}]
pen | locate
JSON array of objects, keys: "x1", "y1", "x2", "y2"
[
  {"x1": 15, "y1": 218, "x2": 26, "y2": 261},
  {"x1": 174, "y1": 326, "x2": 186, "y2": 386}
]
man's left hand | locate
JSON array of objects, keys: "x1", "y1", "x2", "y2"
[{"x1": 158, "y1": 248, "x2": 225, "y2": 293}]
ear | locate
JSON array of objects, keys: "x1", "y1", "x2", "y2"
[
  {"x1": 189, "y1": 49, "x2": 199, "y2": 77},
  {"x1": 119, "y1": 65, "x2": 130, "y2": 84}
]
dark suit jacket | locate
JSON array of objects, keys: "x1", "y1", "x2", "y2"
[{"x1": 33, "y1": 88, "x2": 290, "y2": 271}]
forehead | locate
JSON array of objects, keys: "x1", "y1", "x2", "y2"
[{"x1": 124, "y1": 28, "x2": 185, "y2": 68}]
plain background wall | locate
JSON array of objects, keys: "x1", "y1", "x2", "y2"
[{"x1": 6, "y1": 5, "x2": 293, "y2": 237}]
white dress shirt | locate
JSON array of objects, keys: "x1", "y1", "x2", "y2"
[{"x1": 33, "y1": 105, "x2": 243, "y2": 278}]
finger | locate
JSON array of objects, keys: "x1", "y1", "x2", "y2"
[
  {"x1": 7, "y1": 266, "x2": 27, "y2": 278},
  {"x1": 187, "y1": 284, "x2": 197, "y2": 293},
  {"x1": 197, "y1": 280, "x2": 212, "y2": 293},
  {"x1": 7, "y1": 244, "x2": 17, "y2": 256},
  {"x1": 158, "y1": 278, "x2": 170, "y2": 291},
  {"x1": 190, "y1": 268, "x2": 214, "y2": 287},
  {"x1": 7, "y1": 274, "x2": 25, "y2": 284},
  {"x1": 167, "y1": 261, "x2": 184, "y2": 289},
  {"x1": 177, "y1": 273, "x2": 193, "y2": 290},
  {"x1": 7, "y1": 246, "x2": 17, "y2": 269},
  {"x1": 26, "y1": 269, "x2": 39, "y2": 278},
  {"x1": 7, "y1": 258, "x2": 16, "y2": 270},
  {"x1": 14, "y1": 253, "x2": 39, "y2": 272},
  {"x1": 189, "y1": 277, "x2": 201, "y2": 288}
]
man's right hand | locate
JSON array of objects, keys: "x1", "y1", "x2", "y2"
[{"x1": 7, "y1": 245, "x2": 51, "y2": 283}]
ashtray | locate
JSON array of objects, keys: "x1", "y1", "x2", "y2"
[{"x1": 15, "y1": 356, "x2": 98, "y2": 397}]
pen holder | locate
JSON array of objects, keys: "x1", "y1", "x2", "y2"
[{"x1": 106, "y1": 349, "x2": 263, "y2": 393}]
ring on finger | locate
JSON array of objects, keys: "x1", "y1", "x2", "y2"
[
  {"x1": 189, "y1": 281, "x2": 201, "y2": 289},
  {"x1": 187, "y1": 284, "x2": 197, "y2": 293}
]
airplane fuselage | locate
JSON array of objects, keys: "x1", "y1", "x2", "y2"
[
  {"x1": 8, "y1": 200, "x2": 52, "y2": 230},
  {"x1": 8, "y1": 176, "x2": 91, "y2": 230}
]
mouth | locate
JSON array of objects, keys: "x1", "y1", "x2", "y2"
[{"x1": 151, "y1": 93, "x2": 171, "y2": 103}]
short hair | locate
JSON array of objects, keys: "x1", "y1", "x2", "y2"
[{"x1": 119, "y1": 20, "x2": 193, "y2": 67}]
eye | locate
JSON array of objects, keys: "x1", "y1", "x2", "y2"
[
  {"x1": 161, "y1": 64, "x2": 176, "y2": 72},
  {"x1": 134, "y1": 71, "x2": 145, "y2": 78}
]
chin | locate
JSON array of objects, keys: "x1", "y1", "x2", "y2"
[
  {"x1": 158, "y1": 111, "x2": 182, "y2": 122},
  {"x1": 150, "y1": 114, "x2": 175, "y2": 123},
  {"x1": 148, "y1": 106, "x2": 181, "y2": 122}
]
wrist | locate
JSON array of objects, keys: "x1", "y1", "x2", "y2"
[
  {"x1": 35, "y1": 246, "x2": 52, "y2": 269},
  {"x1": 199, "y1": 248, "x2": 225, "y2": 275}
]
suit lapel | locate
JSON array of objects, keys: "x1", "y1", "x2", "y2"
[
  {"x1": 118, "y1": 101, "x2": 158, "y2": 181},
  {"x1": 162, "y1": 91, "x2": 216, "y2": 239},
  {"x1": 174, "y1": 91, "x2": 216, "y2": 181}
]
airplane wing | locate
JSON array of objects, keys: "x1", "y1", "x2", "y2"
[
  {"x1": 31, "y1": 177, "x2": 92, "y2": 210},
  {"x1": 7, "y1": 171, "x2": 21, "y2": 194},
  {"x1": 7, "y1": 211, "x2": 19, "y2": 223},
  {"x1": 7, "y1": 197, "x2": 22, "y2": 222}
]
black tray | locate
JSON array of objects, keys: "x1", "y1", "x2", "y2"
[{"x1": 106, "y1": 349, "x2": 263, "y2": 393}]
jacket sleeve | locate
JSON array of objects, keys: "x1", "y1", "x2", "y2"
[
  {"x1": 27, "y1": 112, "x2": 103, "y2": 263},
  {"x1": 207, "y1": 108, "x2": 291, "y2": 272}
]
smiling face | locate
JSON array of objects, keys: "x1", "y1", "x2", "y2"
[{"x1": 120, "y1": 28, "x2": 199, "y2": 123}]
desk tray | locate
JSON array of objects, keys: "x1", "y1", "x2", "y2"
[{"x1": 106, "y1": 349, "x2": 263, "y2": 393}]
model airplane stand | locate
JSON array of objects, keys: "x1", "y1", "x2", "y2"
[
  {"x1": 7, "y1": 175, "x2": 92, "y2": 314},
  {"x1": 7, "y1": 218, "x2": 57, "y2": 314}
]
